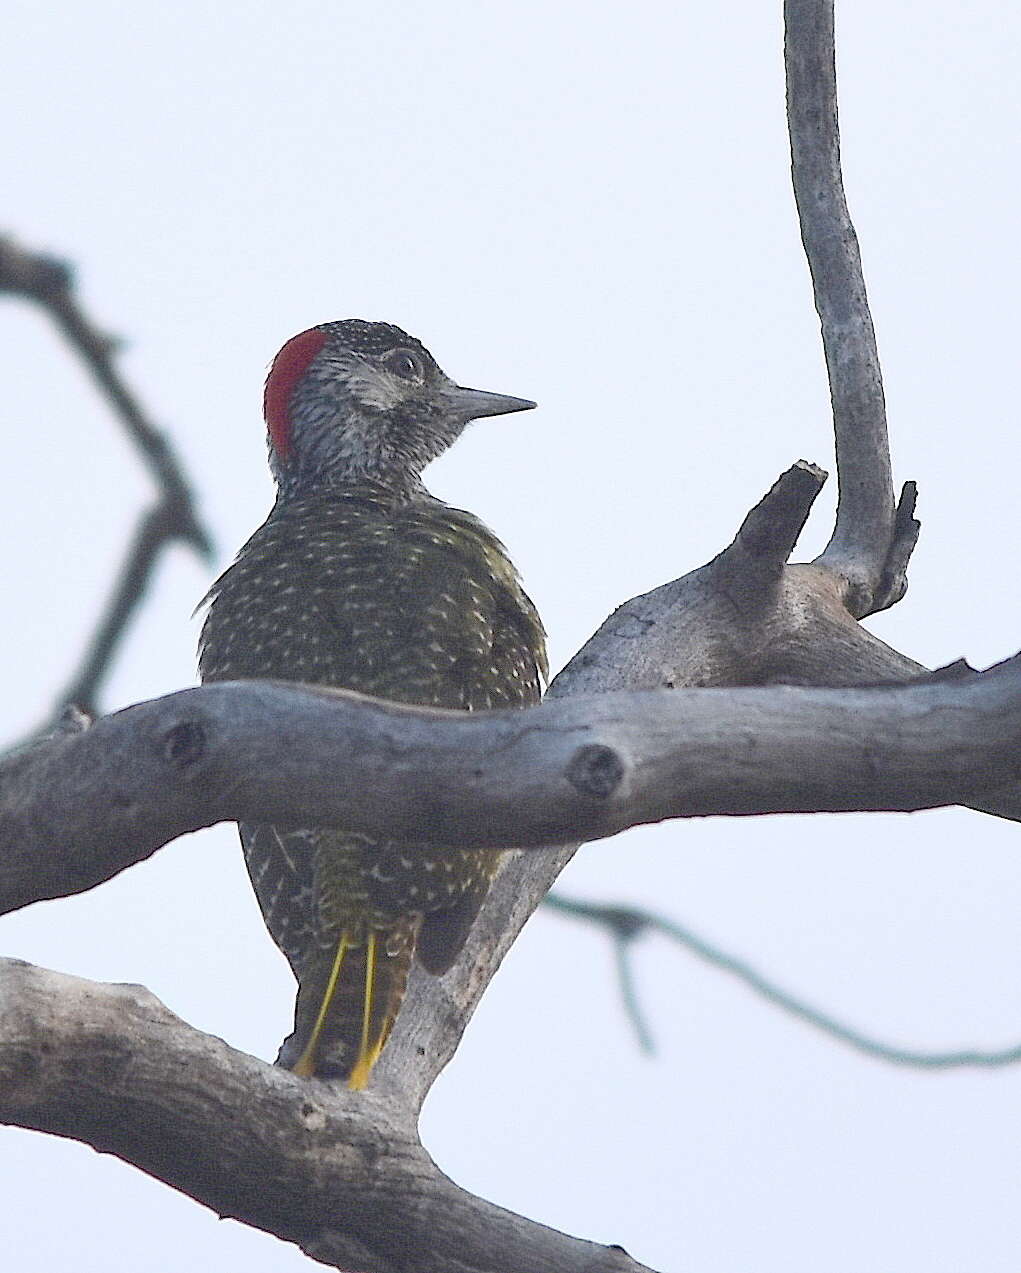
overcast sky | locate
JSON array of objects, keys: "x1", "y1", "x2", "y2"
[{"x1": 4, "y1": 2, "x2": 1021, "y2": 1271}]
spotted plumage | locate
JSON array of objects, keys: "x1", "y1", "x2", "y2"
[{"x1": 199, "y1": 321, "x2": 545, "y2": 1087}]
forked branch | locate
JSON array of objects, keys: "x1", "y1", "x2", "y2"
[{"x1": 0, "y1": 959, "x2": 653, "y2": 1273}]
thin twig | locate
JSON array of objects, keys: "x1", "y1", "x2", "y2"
[
  {"x1": 785, "y1": 1, "x2": 918, "y2": 617},
  {"x1": 546, "y1": 893, "x2": 1021, "y2": 1069},
  {"x1": 0, "y1": 236, "x2": 213, "y2": 722},
  {"x1": 51, "y1": 507, "x2": 182, "y2": 717},
  {"x1": 544, "y1": 895, "x2": 657, "y2": 1053},
  {"x1": 611, "y1": 938, "x2": 656, "y2": 1055}
]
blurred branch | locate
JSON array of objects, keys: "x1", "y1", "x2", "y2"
[
  {"x1": 546, "y1": 894, "x2": 1021, "y2": 1069},
  {"x1": 0, "y1": 235, "x2": 213, "y2": 723},
  {"x1": 544, "y1": 894, "x2": 656, "y2": 1054},
  {"x1": 785, "y1": 0, "x2": 919, "y2": 617}
]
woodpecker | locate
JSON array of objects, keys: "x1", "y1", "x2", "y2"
[{"x1": 198, "y1": 320, "x2": 546, "y2": 1088}]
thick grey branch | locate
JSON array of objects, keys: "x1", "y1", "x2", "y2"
[
  {"x1": 0, "y1": 959, "x2": 656, "y2": 1273},
  {"x1": 3, "y1": 658, "x2": 1021, "y2": 920},
  {"x1": 785, "y1": 1, "x2": 918, "y2": 616}
]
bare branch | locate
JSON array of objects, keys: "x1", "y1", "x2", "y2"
[
  {"x1": 3, "y1": 656, "x2": 1021, "y2": 920},
  {"x1": 550, "y1": 471, "x2": 924, "y2": 702},
  {"x1": 0, "y1": 4, "x2": 1007, "y2": 1264},
  {"x1": 784, "y1": 1, "x2": 919, "y2": 617},
  {"x1": 717, "y1": 459, "x2": 827, "y2": 588},
  {"x1": 545, "y1": 895, "x2": 657, "y2": 1053},
  {"x1": 546, "y1": 895, "x2": 1021, "y2": 1069},
  {"x1": 3, "y1": 449, "x2": 1017, "y2": 1126},
  {"x1": 0, "y1": 959, "x2": 657, "y2": 1273},
  {"x1": 54, "y1": 505, "x2": 189, "y2": 717},
  {"x1": 0, "y1": 236, "x2": 213, "y2": 721}
]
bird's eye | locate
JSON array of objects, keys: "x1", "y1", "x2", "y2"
[{"x1": 386, "y1": 349, "x2": 424, "y2": 381}]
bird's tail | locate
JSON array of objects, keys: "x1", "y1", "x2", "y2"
[{"x1": 286, "y1": 920, "x2": 417, "y2": 1089}]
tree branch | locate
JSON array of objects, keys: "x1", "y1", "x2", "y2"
[
  {"x1": 546, "y1": 895, "x2": 1021, "y2": 1069},
  {"x1": 3, "y1": 652, "x2": 1021, "y2": 920},
  {"x1": 545, "y1": 895, "x2": 658, "y2": 1054},
  {"x1": 2, "y1": 438, "x2": 1017, "y2": 1256},
  {"x1": 0, "y1": 6, "x2": 1012, "y2": 1267},
  {"x1": 0, "y1": 959, "x2": 656, "y2": 1273},
  {"x1": 785, "y1": 0, "x2": 919, "y2": 617},
  {"x1": 0, "y1": 235, "x2": 213, "y2": 724},
  {"x1": 549, "y1": 463, "x2": 922, "y2": 700}
]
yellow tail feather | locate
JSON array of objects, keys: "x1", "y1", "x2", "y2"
[
  {"x1": 347, "y1": 931, "x2": 388, "y2": 1090},
  {"x1": 292, "y1": 932, "x2": 351, "y2": 1078},
  {"x1": 289, "y1": 922, "x2": 413, "y2": 1086}
]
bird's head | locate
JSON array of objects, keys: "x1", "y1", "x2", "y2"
[{"x1": 263, "y1": 320, "x2": 535, "y2": 498}]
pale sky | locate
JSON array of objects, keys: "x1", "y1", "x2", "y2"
[{"x1": 4, "y1": 3, "x2": 1021, "y2": 1271}]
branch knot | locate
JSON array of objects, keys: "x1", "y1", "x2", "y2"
[
  {"x1": 161, "y1": 720, "x2": 207, "y2": 767},
  {"x1": 566, "y1": 743, "x2": 625, "y2": 799}
]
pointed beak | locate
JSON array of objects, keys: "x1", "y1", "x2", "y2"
[{"x1": 439, "y1": 385, "x2": 537, "y2": 420}]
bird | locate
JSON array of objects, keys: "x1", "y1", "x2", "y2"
[{"x1": 198, "y1": 320, "x2": 547, "y2": 1088}]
